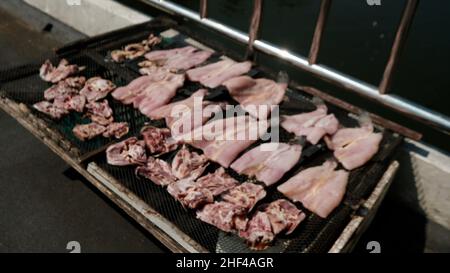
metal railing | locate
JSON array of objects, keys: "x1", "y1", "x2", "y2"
[{"x1": 140, "y1": 0, "x2": 450, "y2": 134}]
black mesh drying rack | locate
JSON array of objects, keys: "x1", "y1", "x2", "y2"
[{"x1": 0, "y1": 16, "x2": 403, "y2": 253}]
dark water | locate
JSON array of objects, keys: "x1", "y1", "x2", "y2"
[{"x1": 123, "y1": 0, "x2": 450, "y2": 150}]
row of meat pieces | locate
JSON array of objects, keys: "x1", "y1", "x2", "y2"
[
  {"x1": 36, "y1": 59, "x2": 130, "y2": 141},
  {"x1": 106, "y1": 136, "x2": 305, "y2": 250},
  {"x1": 138, "y1": 91, "x2": 381, "y2": 175},
  {"x1": 114, "y1": 58, "x2": 286, "y2": 121},
  {"x1": 104, "y1": 125, "x2": 350, "y2": 238},
  {"x1": 106, "y1": 127, "x2": 350, "y2": 217},
  {"x1": 104, "y1": 97, "x2": 379, "y2": 190},
  {"x1": 111, "y1": 44, "x2": 289, "y2": 121}
]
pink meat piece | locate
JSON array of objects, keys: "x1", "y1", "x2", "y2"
[
  {"x1": 145, "y1": 46, "x2": 197, "y2": 63},
  {"x1": 221, "y1": 182, "x2": 266, "y2": 212},
  {"x1": 44, "y1": 76, "x2": 86, "y2": 101},
  {"x1": 64, "y1": 76, "x2": 87, "y2": 88},
  {"x1": 112, "y1": 70, "x2": 184, "y2": 111},
  {"x1": 111, "y1": 45, "x2": 145, "y2": 63},
  {"x1": 282, "y1": 105, "x2": 328, "y2": 133},
  {"x1": 145, "y1": 46, "x2": 213, "y2": 71},
  {"x1": 106, "y1": 137, "x2": 147, "y2": 166},
  {"x1": 79, "y1": 77, "x2": 116, "y2": 102},
  {"x1": 86, "y1": 100, "x2": 114, "y2": 125},
  {"x1": 326, "y1": 121, "x2": 383, "y2": 170},
  {"x1": 195, "y1": 168, "x2": 238, "y2": 196},
  {"x1": 326, "y1": 127, "x2": 372, "y2": 150},
  {"x1": 138, "y1": 63, "x2": 169, "y2": 76},
  {"x1": 168, "y1": 167, "x2": 238, "y2": 209},
  {"x1": 239, "y1": 200, "x2": 305, "y2": 250},
  {"x1": 175, "y1": 116, "x2": 269, "y2": 168},
  {"x1": 134, "y1": 73, "x2": 186, "y2": 117},
  {"x1": 146, "y1": 89, "x2": 208, "y2": 120},
  {"x1": 181, "y1": 188, "x2": 214, "y2": 209},
  {"x1": 33, "y1": 101, "x2": 68, "y2": 119},
  {"x1": 331, "y1": 132, "x2": 382, "y2": 171},
  {"x1": 44, "y1": 84, "x2": 75, "y2": 101},
  {"x1": 167, "y1": 102, "x2": 223, "y2": 139},
  {"x1": 136, "y1": 157, "x2": 177, "y2": 186},
  {"x1": 111, "y1": 34, "x2": 161, "y2": 63},
  {"x1": 230, "y1": 143, "x2": 302, "y2": 186},
  {"x1": 238, "y1": 212, "x2": 275, "y2": 250},
  {"x1": 186, "y1": 59, "x2": 252, "y2": 88},
  {"x1": 281, "y1": 104, "x2": 339, "y2": 145},
  {"x1": 197, "y1": 201, "x2": 247, "y2": 232},
  {"x1": 167, "y1": 179, "x2": 214, "y2": 209},
  {"x1": 171, "y1": 145, "x2": 209, "y2": 181},
  {"x1": 277, "y1": 161, "x2": 349, "y2": 218},
  {"x1": 223, "y1": 76, "x2": 287, "y2": 119},
  {"x1": 264, "y1": 199, "x2": 305, "y2": 235},
  {"x1": 65, "y1": 95, "x2": 86, "y2": 113},
  {"x1": 141, "y1": 126, "x2": 178, "y2": 155},
  {"x1": 305, "y1": 114, "x2": 339, "y2": 145},
  {"x1": 234, "y1": 215, "x2": 249, "y2": 232},
  {"x1": 73, "y1": 123, "x2": 106, "y2": 141},
  {"x1": 53, "y1": 94, "x2": 86, "y2": 113},
  {"x1": 148, "y1": 89, "x2": 223, "y2": 138},
  {"x1": 166, "y1": 50, "x2": 212, "y2": 71},
  {"x1": 315, "y1": 113, "x2": 340, "y2": 134},
  {"x1": 39, "y1": 59, "x2": 83, "y2": 83},
  {"x1": 111, "y1": 47, "x2": 145, "y2": 63},
  {"x1": 167, "y1": 179, "x2": 196, "y2": 200},
  {"x1": 112, "y1": 75, "x2": 157, "y2": 104},
  {"x1": 103, "y1": 122, "x2": 129, "y2": 139},
  {"x1": 39, "y1": 60, "x2": 56, "y2": 82}
]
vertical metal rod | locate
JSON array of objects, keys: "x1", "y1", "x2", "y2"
[
  {"x1": 308, "y1": 0, "x2": 332, "y2": 65},
  {"x1": 247, "y1": 0, "x2": 263, "y2": 58},
  {"x1": 200, "y1": 0, "x2": 208, "y2": 19},
  {"x1": 379, "y1": 0, "x2": 419, "y2": 94}
]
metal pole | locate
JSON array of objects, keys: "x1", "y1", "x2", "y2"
[
  {"x1": 379, "y1": 0, "x2": 419, "y2": 94},
  {"x1": 309, "y1": 0, "x2": 332, "y2": 65},
  {"x1": 140, "y1": 0, "x2": 450, "y2": 133},
  {"x1": 200, "y1": 0, "x2": 208, "y2": 19},
  {"x1": 247, "y1": 0, "x2": 263, "y2": 58}
]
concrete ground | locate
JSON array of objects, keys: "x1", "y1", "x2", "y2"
[{"x1": 0, "y1": 2, "x2": 165, "y2": 253}]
